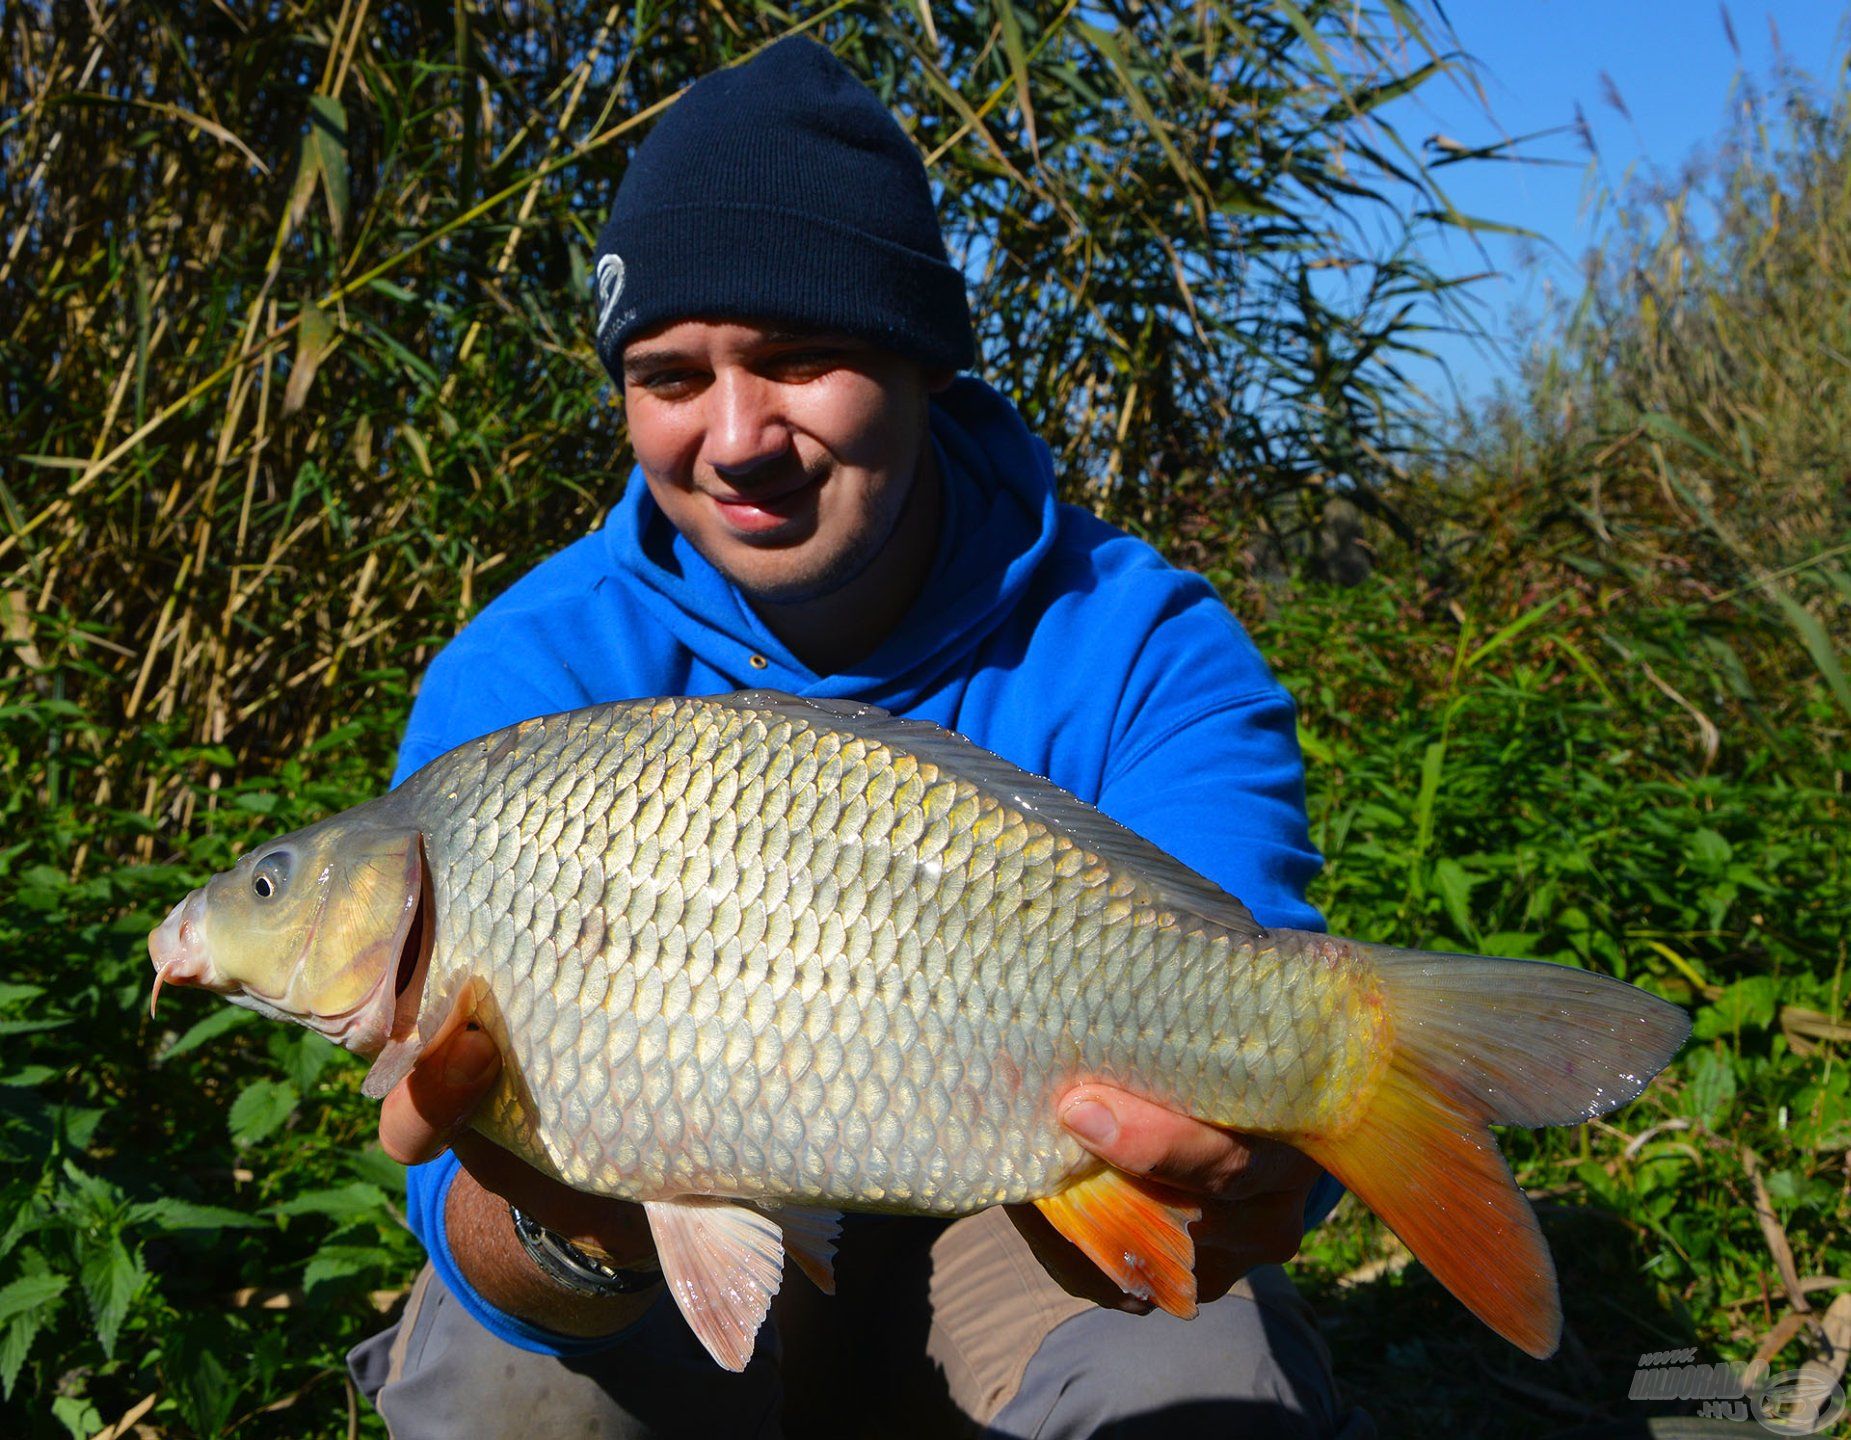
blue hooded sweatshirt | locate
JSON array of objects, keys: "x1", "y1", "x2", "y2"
[{"x1": 392, "y1": 376, "x2": 1336, "y2": 1354}]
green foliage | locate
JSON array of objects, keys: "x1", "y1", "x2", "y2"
[
  {"x1": 0, "y1": 690, "x2": 422, "y2": 1436},
  {"x1": 1255, "y1": 573, "x2": 1846, "y2": 1433}
]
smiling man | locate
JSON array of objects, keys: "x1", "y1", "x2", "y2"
[{"x1": 346, "y1": 36, "x2": 1370, "y2": 1439}]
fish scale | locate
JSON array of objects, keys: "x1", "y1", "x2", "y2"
[
  {"x1": 151, "y1": 687, "x2": 1690, "y2": 1369},
  {"x1": 398, "y1": 695, "x2": 1360, "y2": 1209}
]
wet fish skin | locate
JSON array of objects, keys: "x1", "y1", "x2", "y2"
[
  {"x1": 394, "y1": 695, "x2": 1384, "y2": 1211},
  {"x1": 148, "y1": 690, "x2": 1690, "y2": 1371}
]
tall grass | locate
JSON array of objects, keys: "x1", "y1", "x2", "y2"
[{"x1": 1, "y1": 0, "x2": 1478, "y2": 861}]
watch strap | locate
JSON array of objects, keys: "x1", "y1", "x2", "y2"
[{"x1": 508, "y1": 1205, "x2": 661, "y2": 1297}]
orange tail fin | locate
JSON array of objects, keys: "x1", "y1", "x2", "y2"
[{"x1": 1299, "y1": 947, "x2": 1690, "y2": 1359}]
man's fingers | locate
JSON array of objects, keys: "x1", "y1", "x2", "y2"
[
  {"x1": 1058, "y1": 1084, "x2": 1263, "y2": 1193},
  {"x1": 1035, "y1": 1086, "x2": 1325, "y2": 1310},
  {"x1": 377, "y1": 1024, "x2": 501, "y2": 1164}
]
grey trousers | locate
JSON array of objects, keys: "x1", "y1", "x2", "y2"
[{"x1": 348, "y1": 1208, "x2": 1375, "y2": 1438}]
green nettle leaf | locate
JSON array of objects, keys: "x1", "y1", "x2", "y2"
[
  {"x1": 1688, "y1": 827, "x2": 1733, "y2": 868},
  {"x1": 78, "y1": 1235, "x2": 143, "y2": 1358},
  {"x1": 303, "y1": 1243, "x2": 392, "y2": 1296},
  {"x1": 127, "y1": 1199, "x2": 266, "y2": 1231},
  {"x1": 0, "y1": 1271, "x2": 68, "y2": 1325},
  {"x1": 160, "y1": 1003, "x2": 255, "y2": 1061},
  {"x1": 0, "y1": 1268, "x2": 66, "y2": 1399},
  {"x1": 52, "y1": 1105, "x2": 105, "y2": 1151},
  {"x1": 1430, "y1": 857, "x2": 1484, "y2": 938},
  {"x1": 275, "y1": 1182, "x2": 391, "y2": 1224},
  {"x1": 169, "y1": 1338, "x2": 241, "y2": 1437},
  {"x1": 1, "y1": 1306, "x2": 49, "y2": 1400},
  {"x1": 1680, "y1": 1047, "x2": 1738, "y2": 1122},
  {"x1": 277, "y1": 1029, "x2": 338, "y2": 1092},
  {"x1": 1692, "y1": 975, "x2": 1780, "y2": 1039},
  {"x1": 228, "y1": 1079, "x2": 299, "y2": 1147}
]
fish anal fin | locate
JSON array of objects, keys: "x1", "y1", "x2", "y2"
[
  {"x1": 360, "y1": 975, "x2": 485, "y2": 1101},
  {"x1": 1035, "y1": 1167, "x2": 1202, "y2": 1318},
  {"x1": 759, "y1": 1204, "x2": 841, "y2": 1295},
  {"x1": 645, "y1": 1197, "x2": 785, "y2": 1372},
  {"x1": 1298, "y1": 1063, "x2": 1562, "y2": 1359}
]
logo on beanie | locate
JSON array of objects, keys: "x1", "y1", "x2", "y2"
[{"x1": 595, "y1": 253, "x2": 628, "y2": 342}]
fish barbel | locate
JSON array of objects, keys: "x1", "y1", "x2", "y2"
[{"x1": 148, "y1": 691, "x2": 1688, "y2": 1369}]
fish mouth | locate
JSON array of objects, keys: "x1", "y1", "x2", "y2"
[{"x1": 148, "y1": 891, "x2": 219, "y2": 1017}]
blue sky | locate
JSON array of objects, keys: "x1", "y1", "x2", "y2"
[{"x1": 1384, "y1": 1, "x2": 1848, "y2": 402}]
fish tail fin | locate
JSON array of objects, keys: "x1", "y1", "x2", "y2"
[{"x1": 1296, "y1": 947, "x2": 1690, "y2": 1359}]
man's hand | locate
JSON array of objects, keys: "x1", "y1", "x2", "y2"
[
  {"x1": 1007, "y1": 1084, "x2": 1322, "y2": 1313},
  {"x1": 378, "y1": 1014, "x2": 661, "y2": 1334}
]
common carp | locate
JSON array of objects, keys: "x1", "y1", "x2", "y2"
[{"x1": 148, "y1": 691, "x2": 1689, "y2": 1369}]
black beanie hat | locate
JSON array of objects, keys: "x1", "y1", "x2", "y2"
[{"x1": 592, "y1": 38, "x2": 975, "y2": 377}]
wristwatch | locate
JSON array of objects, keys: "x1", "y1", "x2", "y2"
[{"x1": 508, "y1": 1205, "x2": 662, "y2": 1296}]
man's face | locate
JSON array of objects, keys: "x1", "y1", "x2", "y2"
[{"x1": 621, "y1": 319, "x2": 948, "y2": 605}]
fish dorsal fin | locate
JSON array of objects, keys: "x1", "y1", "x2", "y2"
[
  {"x1": 701, "y1": 690, "x2": 1264, "y2": 939},
  {"x1": 643, "y1": 1197, "x2": 785, "y2": 1372}
]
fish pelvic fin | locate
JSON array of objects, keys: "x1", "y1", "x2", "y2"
[
  {"x1": 1299, "y1": 947, "x2": 1691, "y2": 1360},
  {"x1": 1034, "y1": 1167, "x2": 1202, "y2": 1319},
  {"x1": 757, "y1": 1203, "x2": 842, "y2": 1296},
  {"x1": 645, "y1": 1197, "x2": 786, "y2": 1372}
]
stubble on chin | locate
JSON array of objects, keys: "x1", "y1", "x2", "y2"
[{"x1": 722, "y1": 519, "x2": 890, "y2": 607}]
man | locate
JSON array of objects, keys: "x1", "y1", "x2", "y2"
[{"x1": 347, "y1": 36, "x2": 1371, "y2": 1438}]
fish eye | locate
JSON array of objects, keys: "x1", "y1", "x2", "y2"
[{"x1": 252, "y1": 852, "x2": 292, "y2": 900}]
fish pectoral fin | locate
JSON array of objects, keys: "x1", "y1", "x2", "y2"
[
  {"x1": 1034, "y1": 1167, "x2": 1202, "y2": 1318},
  {"x1": 645, "y1": 1197, "x2": 786, "y2": 1372},
  {"x1": 757, "y1": 1204, "x2": 842, "y2": 1295},
  {"x1": 360, "y1": 976, "x2": 485, "y2": 1101}
]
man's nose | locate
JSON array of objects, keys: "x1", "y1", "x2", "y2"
[{"x1": 703, "y1": 370, "x2": 793, "y2": 480}]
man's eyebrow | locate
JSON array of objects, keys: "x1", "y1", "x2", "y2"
[
  {"x1": 621, "y1": 346, "x2": 688, "y2": 376},
  {"x1": 622, "y1": 330, "x2": 861, "y2": 375}
]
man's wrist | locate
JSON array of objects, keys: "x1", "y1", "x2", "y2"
[
  {"x1": 442, "y1": 1160, "x2": 661, "y2": 1344},
  {"x1": 508, "y1": 1204, "x2": 662, "y2": 1296}
]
